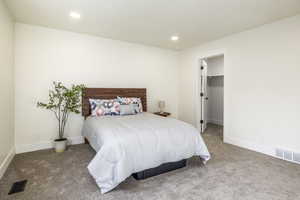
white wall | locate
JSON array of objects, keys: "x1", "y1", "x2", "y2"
[
  {"x1": 14, "y1": 23, "x2": 179, "y2": 153},
  {"x1": 207, "y1": 76, "x2": 223, "y2": 125},
  {"x1": 207, "y1": 55, "x2": 224, "y2": 76},
  {"x1": 0, "y1": 0, "x2": 15, "y2": 178},
  {"x1": 178, "y1": 14, "x2": 300, "y2": 157}
]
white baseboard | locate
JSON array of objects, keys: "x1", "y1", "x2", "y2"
[
  {"x1": 224, "y1": 136, "x2": 275, "y2": 157},
  {"x1": 68, "y1": 136, "x2": 84, "y2": 145},
  {"x1": 224, "y1": 136, "x2": 300, "y2": 165},
  {"x1": 207, "y1": 119, "x2": 223, "y2": 126},
  {"x1": 0, "y1": 147, "x2": 15, "y2": 179},
  {"x1": 15, "y1": 136, "x2": 84, "y2": 154}
]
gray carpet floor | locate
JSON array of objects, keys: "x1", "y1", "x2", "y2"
[{"x1": 1, "y1": 124, "x2": 300, "y2": 200}]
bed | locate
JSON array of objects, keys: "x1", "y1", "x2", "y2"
[{"x1": 82, "y1": 88, "x2": 210, "y2": 193}]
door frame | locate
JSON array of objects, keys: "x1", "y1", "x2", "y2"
[
  {"x1": 195, "y1": 49, "x2": 226, "y2": 136},
  {"x1": 199, "y1": 59, "x2": 208, "y2": 133}
]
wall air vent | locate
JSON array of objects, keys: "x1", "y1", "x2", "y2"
[
  {"x1": 293, "y1": 153, "x2": 300, "y2": 164},
  {"x1": 275, "y1": 148, "x2": 284, "y2": 159},
  {"x1": 283, "y1": 151, "x2": 293, "y2": 161},
  {"x1": 275, "y1": 148, "x2": 300, "y2": 164}
]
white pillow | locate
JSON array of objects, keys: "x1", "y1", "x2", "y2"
[
  {"x1": 117, "y1": 96, "x2": 143, "y2": 113},
  {"x1": 119, "y1": 104, "x2": 137, "y2": 115}
]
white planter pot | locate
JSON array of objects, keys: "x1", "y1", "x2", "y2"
[{"x1": 54, "y1": 139, "x2": 67, "y2": 153}]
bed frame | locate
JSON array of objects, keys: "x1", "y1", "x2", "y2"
[{"x1": 82, "y1": 88, "x2": 187, "y2": 180}]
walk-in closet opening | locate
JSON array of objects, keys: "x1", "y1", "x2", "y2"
[{"x1": 199, "y1": 55, "x2": 224, "y2": 140}]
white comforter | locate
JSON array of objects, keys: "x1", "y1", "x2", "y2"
[{"x1": 82, "y1": 112, "x2": 210, "y2": 193}]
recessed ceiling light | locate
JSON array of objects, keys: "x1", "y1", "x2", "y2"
[
  {"x1": 69, "y1": 11, "x2": 81, "y2": 19},
  {"x1": 171, "y1": 36, "x2": 179, "y2": 41}
]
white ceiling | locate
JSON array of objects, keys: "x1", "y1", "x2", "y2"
[{"x1": 5, "y1": 0, "x2": 300, "y2": 50}]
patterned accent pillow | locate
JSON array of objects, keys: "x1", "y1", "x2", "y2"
[
  {"x1": 89, "y1": 99, "x2": 120, "y2": 116},
  {"x1": 117, "y1": 96, "x2": 143, "y2": 113}
]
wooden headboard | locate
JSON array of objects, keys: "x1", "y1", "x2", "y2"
[{"x1": 82, "y1": 88, "x2": 147, "y2": 118}]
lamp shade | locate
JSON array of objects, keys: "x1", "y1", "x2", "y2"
[{"x1": 158, "y1": 101, "x2": 166, "y2": 110}]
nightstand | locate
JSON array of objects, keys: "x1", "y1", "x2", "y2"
[{"x1": 153, "y1": 112, "x2": 171, "y2": 117}]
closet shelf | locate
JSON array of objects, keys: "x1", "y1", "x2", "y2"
[{"x1": 207, "y1": 75, "x2": 224, "y2": 78}]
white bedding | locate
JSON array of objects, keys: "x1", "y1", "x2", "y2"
[{"x1": 82, "y1": 112, "x2": 210, "y2": 193}]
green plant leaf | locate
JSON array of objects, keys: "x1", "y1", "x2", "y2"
[{"x1": 37, "y1": 82, "x2": 85, "y2": 139}]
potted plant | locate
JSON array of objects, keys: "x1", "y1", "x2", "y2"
[{"x1": 37, "y1": 82, "x2": 85, "y2": 152}]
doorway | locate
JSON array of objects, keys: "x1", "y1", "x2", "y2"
[{"x1": 199, "y1": 55, "x2": 224, "y2": 140}]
